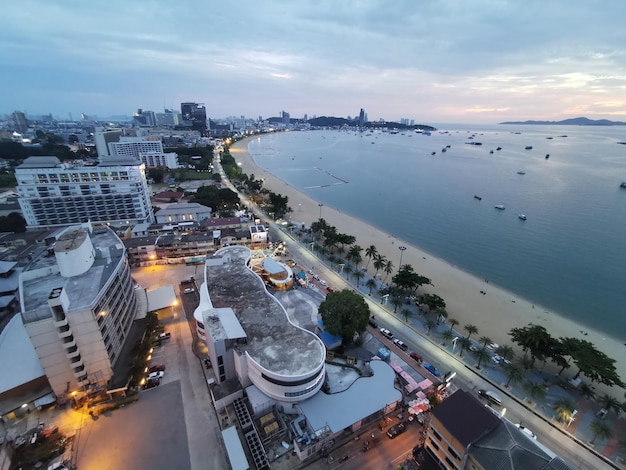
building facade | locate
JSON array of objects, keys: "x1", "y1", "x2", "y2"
[
  {"x1": 15, "y1": 156, "x2": 154, "y2": 228},
  {"x1": 181, "y1": 102, "x2": 207, "y2": 132},
  {"x1": 19, "y1": 224, "x2": 139, "y2": 400}
]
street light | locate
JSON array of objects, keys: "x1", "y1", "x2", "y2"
[
  {"x1": 336, "y1": 263, "x2": 345, "y2": 274},
  {"x1": 398, "y1": 246, "x2": 407, "y2": 269},
  {"x1": 318, "y1": 203, "x2": 323, "y2": 220}
]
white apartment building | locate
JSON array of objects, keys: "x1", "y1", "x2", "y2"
[
  {"x1": 19, "y1": 223, "x2": 139, "y2": 400},
  {"x1": 104, "y1": 136, "x2": 179, "y2": 168},
  {"x1": 15, "y1": 156, "x2": 154, "y2": 228}
]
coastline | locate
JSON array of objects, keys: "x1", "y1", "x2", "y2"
[{"x1": 230, "y1": 137, "x2": 626, "y2": 396}]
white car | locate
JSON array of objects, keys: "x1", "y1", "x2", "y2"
[
  {"x1": 319, "y1": 279, "x2": 327, "y2": 286},
  {"x1": 379, "y1": 328, "x2": 394, "y2": 340},
  {"x1": 183, "y1": 287, "x2": 195, "y2": 294},
  {"x1": 148, "y1": 371, "x2": 164, "y2": 380},
  {"x1": 515, "y1": 424, "x2": 537, "y2": 440}
]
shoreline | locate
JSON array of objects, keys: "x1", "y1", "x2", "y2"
[{"x1": 230, "y1": 136, "x2": 626, "y2": 397}]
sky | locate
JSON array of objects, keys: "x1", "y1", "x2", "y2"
[{"x1": 2, "y1": 0, "x2": 625, "y2": 124}]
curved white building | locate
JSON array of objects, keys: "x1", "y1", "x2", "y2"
[{"x1": 194, "y1": 246, "x2": 325, "y2": 405}]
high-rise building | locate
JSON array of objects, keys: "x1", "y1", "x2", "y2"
[
  {"x1": 180, "y1": 102, "x2": 207, "y2": 132},
  {"x1": 281, "y1": 111, "x2": 290, "y2": 126},
  {"x1": 20, "y1": 223, "x2": 140, "y2": 400},
  {"x1": 358, "y1": 108, "x2": 366, "y2": 128},
  {"x1": 94, "y1": 127, "x2": 123, "y2": 158},
  {"x1": 155, "y1": 109, "x2": 182, "y2": 127},
  {"x1": 133, "y1": 109, "x2": 157, "y2": 127},
  {"x1": 9, "y1": 111, "x2": 29, "y2": 133},
  {"x1": 15, "y1": 156, "x2": 154, "y2": 228}
]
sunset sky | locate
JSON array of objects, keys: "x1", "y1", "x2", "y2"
[{"x1": 2, "y1": 0, "x2": 625, "y2": 124}]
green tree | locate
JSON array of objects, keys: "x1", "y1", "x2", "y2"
[
  {"x1": 400, "y1": 308, "x2": 413, "y2": 323},
  {"x1": 390, "y1": 295, "x2": 403, "y2": 313},
  {"x1": 464, "y1": 324, "x2": 478, "y2": 339},
  {"x1": 424, "y1": 319, "x2": 437, "y2": 336},
  {"x1": 473, "y1": 348, "x2": 491, "y2": 369},
  {"x1": 148, "y1": 168, "x2": 165, "y2": 183},
  {"x1": 508, "y1": 324, "x2": 555, "y2": 369},
  {"x1": 448, "y1": 318, "x2": 459, "y2": 333},
  {"x1": 352, "y1": 270, "x2": 365, "y2": 287},
  {"x1": 0, "y1": 212, "x2": 26, "y2": 232},
  {"x1": 343, "y1": 264, "x2": 353, "y2": 280},
  {"x1": 598, "y1": 394, "x2": 623, "y2": 416},
  {"x1": 373, "y1": 254, "x2": 386, "y2": 278},
  {"x1": 502, "y1": 362, "x2": 525, "y2": 387},
  {"x1": 383, "y1": 260, "x2": 394, "y2": 283},
  {"x1": 364, "y1": 245, "x2": 378, "y2": 270},
  {"x1": 589, "y1": 418, "x2": 613, "y2": 445},
  {"x1": 568, "y1": 339, "x2": 623, "y2": 387},
  {"x1": 552, "y1": 398, "x2": 576, "y2": 423},
  {"x1": 496, "y1": 345, "x2": 515, "y2": 362},
  {"x1": 347, "y1": 245, "x2": 363, "y2": 270},
  {"x1": 319, "y1": 290, "x2": 370, "y2": 343},
  {"x1": 441, "y1": 329, "x2": 454, "y2": 345},
  {"x1": 476, "y1": 336, "x2": 493, "y2": 368},
  {"x1": 457, "y1": 337, "x2": 472, "y2": 357},
  {"x1": 579, "y1": 383, "x2": 596, "y2": 400},
  {"x1": 365, "y1": 278, "x2": 377, "y2": 296},
  {"x1": 418, "y1": 293, "x2": 446, "y2": 314},
  {"x1": 523, "y1": 380, "x2": 546, "y2": 404},
  {"x1": 267, "y1": 192, "x2": 291, "y2": 219}
]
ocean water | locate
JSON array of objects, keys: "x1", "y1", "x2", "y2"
[{"x1": 246, "y1": 125, "x2": 626, "y2": 340}]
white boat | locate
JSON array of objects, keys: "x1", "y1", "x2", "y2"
[
  {"x1": 494, "y1": 205, "x2": 505, "y2": 210},
  {"x1": 518, "y1": 214, "x2": 527, "y2": 220}
]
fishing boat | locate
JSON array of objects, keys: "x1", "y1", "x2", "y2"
[
  {"x1": 474, "y1": 195, "x2": 482, "y2": 200},
  {"x1": 545, "y1": 154, "x2": 550, "y2": 159},
  {"x1": 620, "y1": 182, "x2": 626, "y2": 188},
  {"x1": 525, "y1": 146, "x2": 533, "y2": 150},
  {"x1": 494, "y1": 205, "x2": 505, "y2": 210},
  {"x1": 518, "y1": 214, "x2": 527, "y2": 220},
  {"x1": 517, "y1": 171, "x2": 526, "y2": 175}
]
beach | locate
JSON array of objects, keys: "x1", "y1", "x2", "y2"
[{"x1": 230, "y1": 138, "x2": 626, "y2": 398}]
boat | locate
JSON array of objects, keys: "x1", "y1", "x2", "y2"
[
  {"x1": 489, "y1": 150, "x2": 494, "y2": 154},
  {"x1": 431, "y1": 151, "x2": 436, "y2": 155},
  {"x1": 620, "y1": 182, "x2": 626, "y2": 188},
  {"x1": 474, "y1": 195, "x2": 482, "y2": 200},
  {"x1": 517, "y1": 171, "x2": 526, "y2": 175},
  {"x1": 496, "y1": 147, "x2": 502, "y2": 151},
  {"x1": 525, "y1": 146, "x2": 533, "y2": 150},
  {"x1": 441, "y1": 148, "x2": 447, "y2": 152},
  {"x1": 494, "y1": 205, "x2": 505, "y2": 210},
  {"x1": 518, "y1": 214, "x2": 527, "y2": 220},
  {"x1": 545, "y1": 154, "x2": 550, "y2": 159}
]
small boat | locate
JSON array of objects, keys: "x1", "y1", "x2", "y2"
[
  {"x1": 441, "y1": 148, "x2": 447, "y2": 152},
  {"x1": 518, "y1": 214, "x2": 527, "y2": 220},
  {"x1": 446, "y1": 145, "x2": 451, "y2": 148},
  {"x1": 545, "y1": 154, "x2": 550, "y2": 159},
  {"x1": 489, "y1": 150, "x2": 494, "y2": 154},
  {"x1": 525, "y1": 146, "x2": 533, "y2": 150},
  {"x1": 517, "y1": 171, "x2": 526, "y2": 175},
  {"x1": 496, "y1": 147, "x2": 502, "y2": 151},
  {"x1": 620, "y1": 182, "x2": 626, "y2": 188},
  {"x1": 431, "y1": 151, "x2": 436, "y2": 155},
  {"x1": 494, "y1": 205, "x2": 505, "y2": 210},
  {"x1": 474, "y1": 195, "x2": 482, "y2": 200}
]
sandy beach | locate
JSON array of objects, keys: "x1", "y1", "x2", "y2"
[{"x1": 230, "y1": 138, "x2": 626, "y2": 398}]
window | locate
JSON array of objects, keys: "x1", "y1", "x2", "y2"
[
  {"x1": 448, "y1": 446, "x2": 460, "y2": 460},
  {"x1": 433, "y1": 430, "x2": 442, "y2": 441},
  {"x1": 430, "y1": 440, "x2": 439, "y2": 451}
]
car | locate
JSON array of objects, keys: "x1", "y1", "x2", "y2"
[
  {"x1": 368, "y1": 318, "x2": 378, "y2": 328},
  {"x1": 148, "y1": 371, "x2": 164, "y2": 380},
  {"x1": 515, "y1": 424, "x2": 537, "y2": 440},
  {"x1": 423, "y1": 363, "x2": 441, "y2": 377},
  {"x1": 319, "y1": 279, "x2": 327, "y2": 286},
  {"x1": 379, "y1": 328, "x2": 394, "y2": 339},
  {"x1": 487, "y1": 342, "x2": 500, "y2": 351},
  {"x1": 386, "y1": 423, "x2": 407, "y2": 439},
  {"x1": 326, "y1": 286, "x2": 334, "y2": 293},
  {"x1": 393, "y1": 338, "x2": 408, "y2": 351},
  {"x1": 142, "y1": 378, "x2": 160, "y2": 390},
  {"x1": 183, "y1": 287, "x2": 195, "y2": 293},
  {"x1": 409, "y1": 352, "x2": 422, "y2": 363},
  {"x1": 478, "y1": 389, "x2": 502, "y2": 406},
  {"x1": 156, "y1": 332, "x2": 171, "y2": 340},
  {"x1": 491, "y1": 355, "x2": 503, "y2": 365},
  {"x1": 148, "y1": 364, "x2": 166, "y2": 373}
]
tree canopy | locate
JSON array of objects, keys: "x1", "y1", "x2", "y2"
[
  {"x1": 319, "y1": 289, "x2": 370, "y2": 343},
  {"x1": 192, "y1": 185, "x2": 240, "y2": 215}
]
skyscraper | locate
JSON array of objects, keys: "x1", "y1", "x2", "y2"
[
  {"x1": 180, "y1": 102, "x2": 207, "y2": 132},
  {"x1": 358, "y1": 108, "x2": 366, "y2": 128}
]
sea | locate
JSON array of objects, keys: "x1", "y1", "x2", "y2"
[{"x1": 246, "y1": 125, "x2": 626, "y2": 340}]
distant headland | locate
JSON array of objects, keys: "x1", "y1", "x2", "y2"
[{"x1": 499, "y1": 117, "x2": 626, "y2": 126}]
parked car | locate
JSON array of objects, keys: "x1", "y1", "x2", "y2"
[
  {"x1": 183, "y1": 287, "x2": 195, "y2": 294},
  {"x1": 148, "y1": 371, "x2": 164, "y2": 380},
  {"x1": 368, "y1": 318, "x2": 378, "y2": 328},
  {"x1": 409, "y1": 351, "x2": 422, "y2": 363},
  {"x1": 326, "y1": 286, "x2": 334, "y2": 293},
  {"x1": 386, "y1": 423, "x2": 407, "y2": 439},
  {"x1": 423, "y1": 363, "x2": 441, "y2": 377},
  {"x1": 157, "y1": 332, "x2": 171, "y2": 340},
  {"x1": 379, "y1": 328, "x2": 394, "y2": 340},
  {"x1": 319, "y1": 279, "x2": 327, "y2": 286},
  {"x1": 148, "y1": 364, "x2": 166, "y2": 373},
  {"x1": 478, "y1": 389, "x2": 502, "y2": 406},
  {"x1": 393, "y1": 338, "x2": 408, "y2": 351},
  {"x1": 515, "y1": 424, "x2": 537, "y2": 440},
  {"x1": 142, "y1": 378, "x2": 160, "y2": 390}
]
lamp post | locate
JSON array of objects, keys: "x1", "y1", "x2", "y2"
[
  {"x1": 398, "y1": 246, "x2": 407, "y2": 269},
  {"x1": 318, "y1": 203, "x2": 323, "y2": 220},
  {"x1": 336, "y1": 263, "x2": 345, "y2": 274}
]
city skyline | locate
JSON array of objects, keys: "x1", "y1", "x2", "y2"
[{"x1": 2, "y1": 1, "x2": 625, "y2": 124}]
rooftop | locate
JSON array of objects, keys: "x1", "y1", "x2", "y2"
[
  {"x1": 20, "y1": 226, "x2": 126, "y2": 323},
  {"x1": 203, "y1": 246, "x2": 325, "y2": 377}
]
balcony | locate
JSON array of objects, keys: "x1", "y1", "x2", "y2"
[
  {"x1": 66, "y1": 347, "x2": 80, "y2": 359},
  {"x1": 53, "y1": 317, "x2": 68, "y2": 328},
  {"x1": 61, "y1": 338, "x2": 76, "y2": 349}
]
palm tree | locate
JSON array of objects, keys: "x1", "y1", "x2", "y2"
[
  {"x1": 400, "y1": 308, "x2": 413, "y2": 322},
  {"x1": 552, "y1": 398, "x2": 576, "y2": 423},
  {"x1": 474, "y1": 348, "x2": 491, "y2": 369},
  {"x1": 496, "y1": 345, "x2": 515, "y2": 362},
  {"x1": 464, "y1": 324, "x2": 478, "y2": 339},
  {"x1": 502, "y1": 362, "x2": 525, "y2": 388},
  {"x1": 383, "y1": 260, "x2": 394, "y2": 283},
  {"x1": 344, "y1": 264, "x2": 353, "y2": 280},
  {"x1": 365, "y1": 245, "x2": 378, "y2": 270},
  {"x1": 523, "y1": 380, "x2": 546, "y2": 404},
  {"x1": 457, "y1": 337, "x2": 472, "y2": 357},
  {"x1": 579, "y1": 383, "x2": 596, "y2": 400},
  {"x1": 353, "y1": 270, "x2": 365, "y2": 287},
  {"x1": 476, "y1": 336, "x2": 493, "y2": 368},
  {"x1": 347, "y1": 244, "x2": 363, "y2": 270},
  {"x1": 589, "y1": 418, "x2": 613, "y2": 445},
  {"x1": 599, "y1": 394, "x2": 623, "y2": 416},
  {"x1": 448, "y1": 318, "x2": 459, "y2": 333},
  {"x1": 365, "y1": 278, "x2": 377, "y2": 296},
  {"x1": 436, "y1": 308, "x2": 448, "y2": 325},
  {"x1": 373, "y1": 254, "x2": 386, "y2": 278},
  {"x1": 391, "y1": 295, "x2": 403, "y2": 313},
  {"x1": 424, "y1": 319, "x2": 437, "y2": 336},
  {"x1": 441, "y1": 329, "x2": 454, "y2": 345}
]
